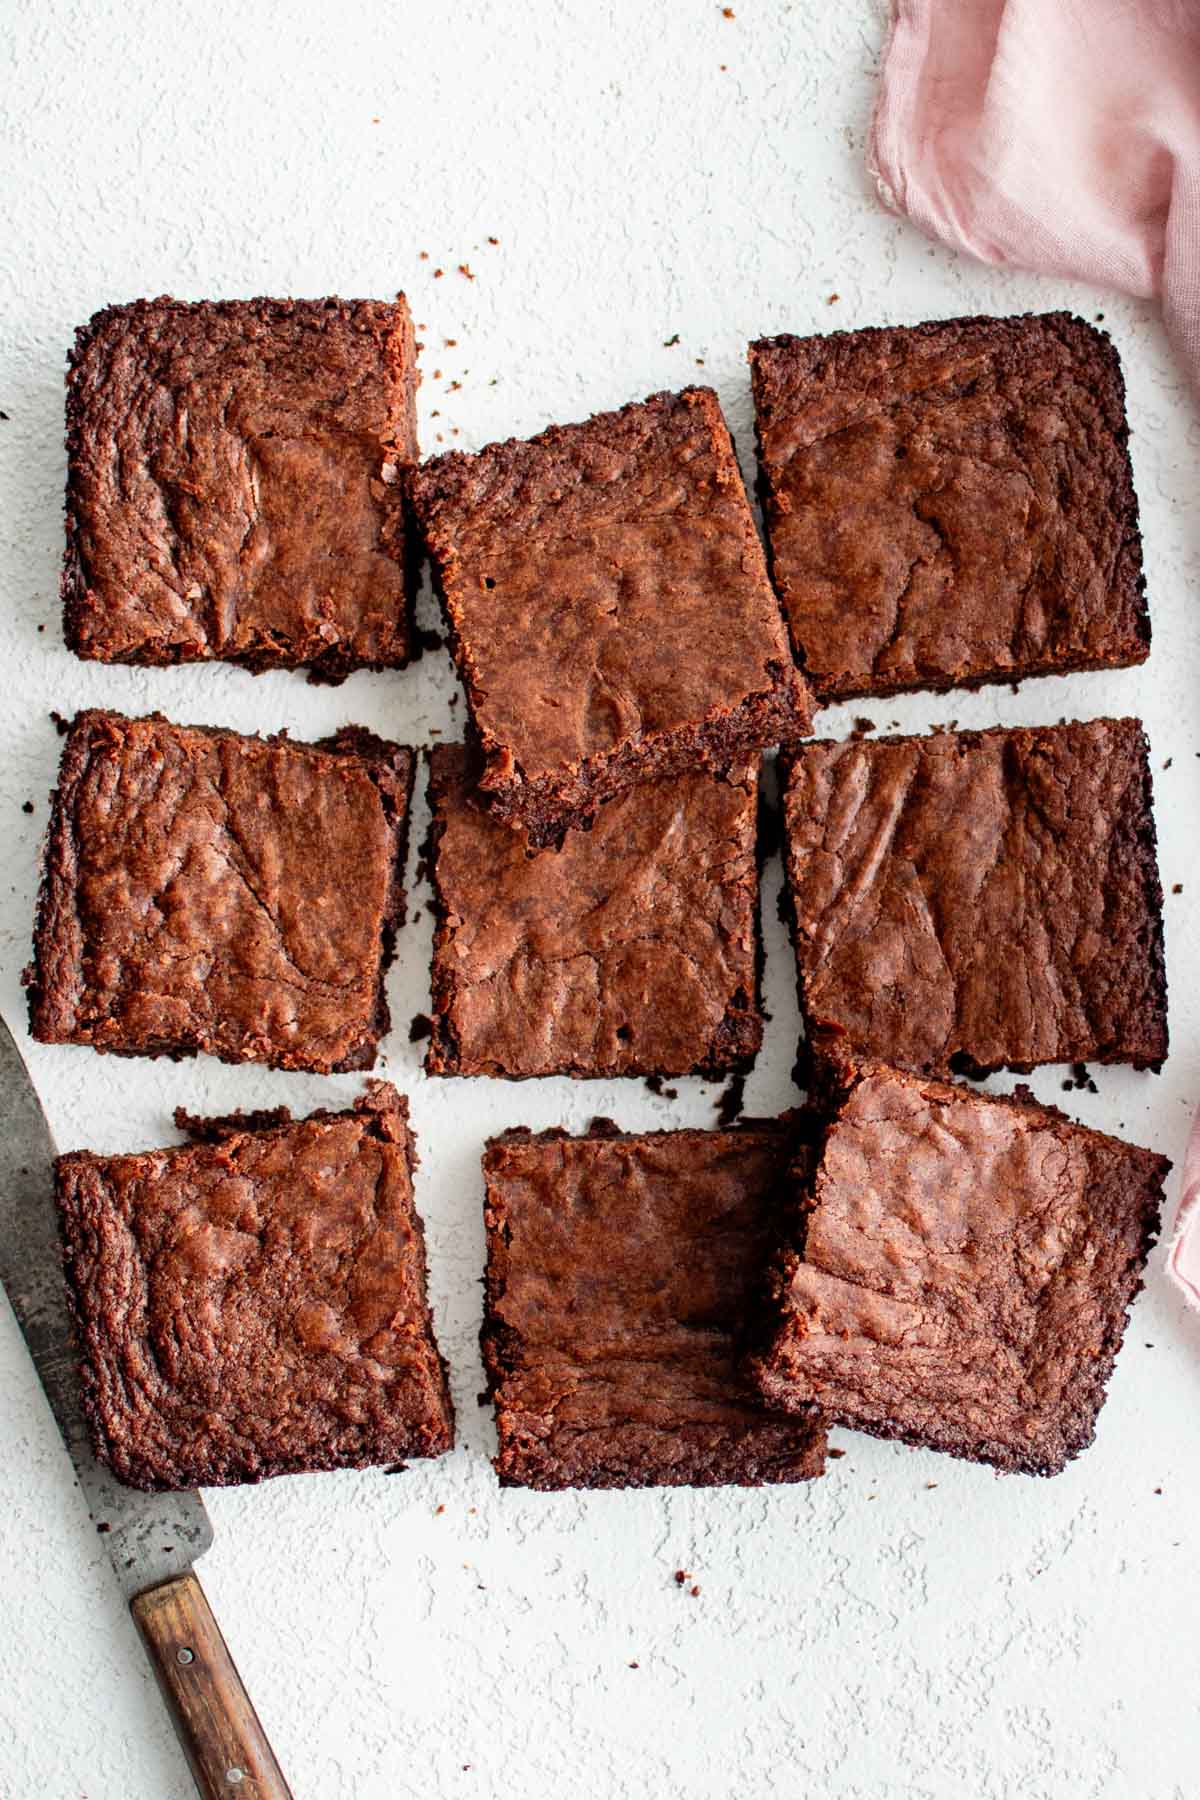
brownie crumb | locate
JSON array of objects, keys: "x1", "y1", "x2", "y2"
[
  {"x1": 1061, "y1": 1061, "x2": 1100, "y2": 1095},
  {"x1": 715, "y1": 1073, "x2": 747, "y2": 1128},
  {"x1": 690, "y1": 1584, "x2": 701, "y2": 1597},
  {"x1": 1173, "y1": 883, "x2": 1183, "y2": 895},
  {"x1": 644, "y1": 1074, "x2": 679, "y2": 1099},
  {"x1": 458, "y1": 264, "x2": 475, "y2": 280},
  {"x1": 628, "y1": 1660, "x2": 639, "y2": 1669},
  {"x1": 487, "y1": 236, "x2": 500, "y2": 245},
  {"x1": 850, "y1": 716, "x2": 876, "y2": 736},
  {"x1": 674, "y1": 1569, "x2": 690, "y2": 1585},
  {"x1": 50, "y1": 709, "x2": 69, "y2": 735},
  {"x1": 435, "y1": 1504, "x2": 445, "y2": 1515},
  {"x1": 96, "y1": 1520, "x2": 111, "y2": 1533},
  {"x1": 827, "y1": 293, "x2": 840, "y2": 305},
  {"x1": 21, "y1": 800, "x2": 33, "y2": 814},
  {"x1": 1163, "y1": 757, "x2": 1173, "y2": 770},
  {"x1": 409, "y1": 1013, "x2": 433, "y2": 1042},
  {"x1": 827, "y1": 1447, "x2": 846, "y2": 1460},
  {"x1": 663, "y1": 333, "x2": 680, "y2": 347},
  {"x1": 587, "y1": 1116, "x2": 624, "y2": 1138},
  {"x1": 383, "y1": 1462, "x2": 410, "y2": 1475},
  {"x1": 722, "y1": 4, "x2": 735, "y2": 14}
]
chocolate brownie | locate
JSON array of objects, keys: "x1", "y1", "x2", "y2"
[
  {"x1": 481, "y1": 1120, "x2": 827, "y2": 1489},
  {"x1": 750, "y1": 313, "x2": 1149, "y2": 701},
  {"x1": 425, "y1": 745, "x2": 763, "y2": 1078},
  {"x1": 408, "y1": 388, "x2": 814, "y2": 845},
  {"x1": 27, "y1": 709, "x2": 414, "y2": 1073},
  {"x1": 781, "y1": 718, "x2": 1167, "y2": 1079},
  {"x1": 747, "y1": 1060, "x2": 1168, "y2": 1475},
  {"x1": 54, "y1": 1085, "x2": 454, "y2": 1490},
  {"x1": 63, "y1": 297, "x2": 419, "y2": 681}
]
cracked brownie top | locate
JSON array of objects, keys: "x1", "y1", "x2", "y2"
[
  {"x1": 63, "y1": 296, "x2": 419, "y2": 681},
  {"x1": 409, "y1": 387, "x2": 813, "y2": 844},
  {"x1": 481, "y1": 1120, "x2": 827, "y2": 1490},
  {"x1": 54, "y1": 1084, "x2": 454, "y2": 1490},
  {"x1": 747, "y1": 1060, "x2": 1168, "y2": 1475},
  {"x1": 27, "y1": 709, "x2": 413, "y2": 1073},
  {"x1": 751, "y1": 312, "x2": 1149, "y2": 701},
  {"x1": 781, "y1": 718, "x2": 1167, "y2": 1079},
  {"x1": 425, "y1": 744, "x2": 763, "y2": 1079}
]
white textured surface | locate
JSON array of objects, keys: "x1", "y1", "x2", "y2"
[{"x1": 2, "y1": 2, "x2": 1199, "y2": 1795}]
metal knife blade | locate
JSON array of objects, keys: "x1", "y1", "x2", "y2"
[{"x1": 0, "y1": 1013, "x2": 213, "y2": 1601}]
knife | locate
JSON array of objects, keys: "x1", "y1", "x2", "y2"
[{"x1": 0, "y1": 1014, "x2": 293, "y2": 1800}]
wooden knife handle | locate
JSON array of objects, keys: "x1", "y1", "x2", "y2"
[{"x1": 131, "y1": 1571, "x2": 293, "y2": 1800}]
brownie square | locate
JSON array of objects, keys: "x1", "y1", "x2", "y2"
[
  {"x1": 55, "y1": 1085, "x2": 454, "y2": 1490},
  {"x1": 481, "y1": 1120, "x2": 827, "y2": 1490},
  {"x1": 63, "y1": 297, "x2": 419, "y2": 681},
  {"x1": 747, "y1": 1061, "x2": 1168, "y2": 1475},
  {"x1": 27, "y1": 709, "x2": 414, "y2": 1073},
  {"x1": 751, "y1": 313, "x2": 1149, "y2": 702},
  {"x1": 781, "y1": 718, "x2": 1167, "y2": 1079},
  {"x1": 426, "y1": 745, "x2": 763, "y2": 1078},
  {"x1": 409, "y1": 388, "x2": 814, "y2": 845}
]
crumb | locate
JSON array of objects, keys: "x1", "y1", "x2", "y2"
[
  {"x1": 419, "y1": 250, "x2": 429, "y2": 260},
  {"x1": 827, "y1": 1447, "x2": 846, "y2": 1460},
  {"x1": 21, "y1": 800, "x2": 33, "y2": 814},
  {"x1": 433, "y1": 369, "x2": 443, "y2": 379},
  {"x1": 37, "y1": 623, "x2": 44, "y2": 632},
  {"x1": 644, "y1": 1074, "x2": 679, "y2": 1099},
  {"x1": 431, "y1": 409, "x2": 440, "y2": 417},
  {"x1": 690, "y1": 1585, "x2": 701, "y2": 1598},
  {"x1": 487, "y1": 235, "x2": 500, "y2": 245},
  {"x1": 722, "y1": 4, "x2": 735, "y2": 13},
  {"x1": 448, "y1": 380, "x2": 462, "y2": 392},
  {"x1": 720, "y1": 62, "x2": 728, "y2": 70},
  {"x1": 383, "y1": 1462, "x2": 409, "y2": 1475},
  {"x1": 827, "y1": 293, "x2": 840, "y2": 304},
  {"x1": 674, "y1": 1569, "x2": 689, "y2": 1586},
  {"x1": 851, "y1": 716, "x2": 875, "y2": 736},
  {"x1": 1173, "y1": 883, "x2": 1183, "y2": 894},
  {"x1": 409, "y1": 1014, "x2": 433, "y2": 1043},
  {"x1": 1163, "y1": 757, "x2": 1173, "y2": 769},
  {"x1": 434, "y1": 268, "x2": 444, "y2": 279},
  {"x1": 435, "y1": 1504, "x2": 445, "y2": 1515},
  {"x1": 1096, "y1": 312, "x2": 1105, "y2": 321},
  {"x1": 436, "y1": 434, "x2": 444, "y2": 443},
  {"x1": 50, "y1": 710, "x2": 69, "y2": 735},
  {"x1": 96, "y1": 1521, "x2": 111, "y2": 1533},
  {"x1": 1154, "y1": 1487, "x2": 1162, "y2": 1495},
  {"x1": 445, "y1": 337, "x2": 458, "y2": 347},
  {"x1": 449, "y1": 693, "x2": 459, "y2": 708},
  {"x1": 0, "y1": 410, "x2": 9, "y2": 421},
  {"x1": 663, "y1": 333, "x2": 680, "y2": 347},
  {"x1": 1146, "y1": 1343, "x2": 1154, "y2": 1349},
  {"x1": 371, "y1": 115, "x2": 380, "y2": 124},
  {"x1": 925, "y1": 1482, "x2": 938, "y2": 1490},
  {"x1": 695, "y1": 357, "x2": 705, "y2": 365},
  {"x1": 458, "y1": 263, "x2": 475, "y2": 280},
  {"x1": 628, "y1": 1660, "x2": 639, "y2": 1669},
  {"x1": 715, "y1": 1073, "x2": 746, "y2": 1128},
  {"x1": 489, "y1": 377, "x2": 499, "y2": 385},
  {"x1": 411, "y1": 908, "x2": 423, "y2": 923}
]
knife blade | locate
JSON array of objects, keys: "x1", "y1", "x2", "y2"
[{"x1": 0, "y1": 1013, "x2": 292, "y2": 1799}]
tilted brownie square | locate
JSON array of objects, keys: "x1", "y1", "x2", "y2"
[
  {"x1": 27, "y1": 709, "x2": 414, "y2": 1073},
  {"x1": 55, "y1": 1085, "x2": 454, "y2": 1490},
  {"x1": 409, "y1": 388, "x2": 814, "y2": 846},
  {"x1": 747, "y1": 1060, "x2": 1168, "y2": 1475},
  {"x1": 781, "y1": 718, "x2": 1167, "y2": 1079},
  {"x1": 63, "y1": 296, "x2": 419, "y2": 680},
  {"x1": 481, "y1": 1120, "x2": 827, "y2": 1490},
  {"x1": 426, "y1": 745, "x2": 763, "y2": 1079},
  {"x1": 751, "y1": 313, "x2": 1149, "y2": 702}
]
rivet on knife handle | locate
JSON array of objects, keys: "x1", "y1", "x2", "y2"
[{"x1": 130, "y1": 1570, "x2": 293, "y2": 1800}]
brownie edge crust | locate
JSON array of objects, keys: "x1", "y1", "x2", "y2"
[
  {"x1": 54, "y1": 1085, "x2": 455, "y2": 1491},
  {"x1": 747, "y1": 1062, "x2": 1168, "y2": 1477}
]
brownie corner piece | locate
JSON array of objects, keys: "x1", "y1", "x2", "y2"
[
  {"x1": 750, "y1": 310, "x2": 1148, "y2": 702},
  {"x1": 780, "y1": 716, "x2": 1167, "y2": 1080},
  {"x1": 425, "y1": 744, "x2": 764, "y2": 1079},
  {"x1": 409, "y1": 386, "x2": 813, "y2": 844},
  {"x1": 480, "y1": 1120, "x2": 826, "y2": 1490},
  {"x1": 63, "y1": 294, "x2": 420, "y2": 681},
  {"x1": 747, "y1": 1060, "x2": 1168, "y2": 1476},
  {"x1": 54, "y1": 1083, "x2": 454, "y2": 1490},
  {"x1": 28, "y1": 709, "x2": 414, "y2": 1073}
]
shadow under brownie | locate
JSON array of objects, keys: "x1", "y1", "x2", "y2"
[
  {"x1": 54, "y1": 1085, "x2": 454, "y2": 1491},
  {"x1": 781, "y1": 717, "x2": 1167, "y2": 1080},
  {"x1": 63, "y1": 296, "x2": 420, "y2": 681},
  {"x1": 26, "y1": 709, "x2": 414, "y2": 1073},
  {"x1": 425, "y1": 745, "x2": 763, "y2": 1079},
  {"x1": 746, "y1": 1060, "x2": 1169, "y2": 1476},
  {"x1": 751, "y1": 312, "x2": 1149, "y2": 702},
  {"x1": 408, "y1": 387, "x2": 814, "y2": 846},
  {"x1": 481, "y1": 1119, "x2": 827, "y2": 1490}
]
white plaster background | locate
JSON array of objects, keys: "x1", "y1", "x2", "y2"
[{"x1": 1, "y1": 2, "x2": 1198, "y2": 1794}]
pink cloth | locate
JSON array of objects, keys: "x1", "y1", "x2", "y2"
[
  {"x1": 1169, "y1": 1112, "x2": 1200, "y2": 1310},
  {"x1": 869, "y1": 0, "x2": 1200, "y2": 388}
]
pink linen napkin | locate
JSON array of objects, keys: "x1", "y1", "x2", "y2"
[
  {"x1": 869, "y1": 0, "x2": 1200, "y2": 389},
  {"x1": 1169, "y1": 1111, "x2": 1200, "y2": 1310}
]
